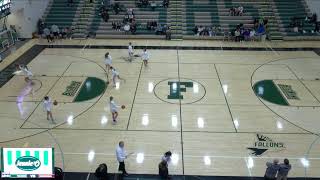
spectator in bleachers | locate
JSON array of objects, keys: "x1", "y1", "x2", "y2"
[
  {"x1": 43, "y1": 27, "x2": 53, "y2": 43},
  {"x1": 124, "y1": 23, "x2": 130, "y2": 34},
  {"x1": 249, "y1": 29, "x2": 255, "y2": 41},
  {"x1": 193, "y1": 26, "x2": 198, "y2": 35},
  {"x1": 234, "y1": 28, "x2": 241, "y2": 41},
  {"x1": 37, "y1": 18, "x2": 45, "y2": 35},
  {"x1": 238, "y1": 5, "x2": 244, "y2": 16},
  {"x1": 163, "y1": 0, "x2": 169, "y2": 8},
  {"x1": 101, "y1": 9, "x2": 109, "y2": 22},
  {"x1": 60, "y1": 27, "x2": 68, "y2": 39},
  {"x1": 141, "y1": 0, "x2": 149, "y2": 7},
  {"x1": 51, "y1": 24, "x2": 60, "y2": 39},
  {"x1": 229, "y1": 7, "x2": 235, "y2": 16},
  {"x1": 147, "y1": 21, "x2": 157, "y2": 30},
  {"x1": 113, "y1": 3, "x2": 121, "y2": 14},
  {"x1": 67, "y1": 0, "x2": 74, "y2": 6},
  {"x1": 130, "y1": 21, "x2": 137, "y2": 34},
  {"x1": 165, "y1": 26, "x2": 171, "y2": 40},
  {"x1": 151, "y1": 1, "x2": 157, "y2": 11}
]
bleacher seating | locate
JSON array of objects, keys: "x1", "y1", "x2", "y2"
[
  {"x1": 44, "y1": 0, "x2": 81, "y2": 29},
  {"x1": 42, "y1": 0, "x2": 319, "y2": 40},
  {"x1": 274, "y1": 0, "x2": 317, "y2": 39},
  {"x1": 92, "y1": 0, "x2": 168, "y2": 38}
]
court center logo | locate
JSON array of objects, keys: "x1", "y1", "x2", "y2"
[
  {"x1": 154, "y1": 78, "x2": 206, "y2": 104},
  {"x1": 247, "y1": 134, "x2": 285, "y2": 156}
]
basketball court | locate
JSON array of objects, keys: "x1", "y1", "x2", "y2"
[{"x1": 0, "y1": 39, "x2": 320, "y2": 178}]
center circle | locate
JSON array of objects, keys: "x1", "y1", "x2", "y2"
[{"x1": 153, "y1": 78, "x2": 206, "y2": 104}]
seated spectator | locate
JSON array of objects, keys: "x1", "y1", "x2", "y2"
[
  {"x1": 234, "y1": 28, "x2": 241, "y2": 41},
  {"x1": 51, "y1": 24, "x2": 59, "y2": 39},
  {"x1": 130, "y1": 21, "x2": 137, "y2": 34},
  {"x1": 229, "y1": 7, "x2": 235, "y2": 16},
  {"x1": 112, "y1": 21, "x2": 117, "y2": 29},
  {"x1": 101, "y1": 9, "x2": 109, "y2": 22},
  {"x1": 95, "y1": 163, "x2": 109, "y2": 180},
  {"x1": 165, "y1": 26, "x2": 171, "y2": 40},
  {"x1": 37, "y1": 18, "x2": 45, "y2": 35},
  {"x1": 67, "y1": 0, "x2": 74, "y2": 7},
  {"x1": 238, "y1": 5, "x2": 244, "y2": 16},
  {"x1": 113, "y1": 3, "x2": 120, "y2": 14},
  {"x1": 123, "y1": 15, "x2": 129, "y2": 24},
  {"x1": 163, "y1": 0, "x2": 169, "y2": 8},
  {"x1": 124, "y1": 24, "x2": 130, "y2": 34},
  {"x1": 193, "y1": 26, "x2": 198, "y2": 35},
  {"x1": 249, "y1": 29, "x2": 255, "y2": 41},
  {"x1": 43, "y1": 27, "x2": 53, "y2": 43},
  {"x1": 60, "y1": 27, "x2": 68, "y2": 39},
  {"x1": 151, "y1": 1, "x2": 157, "y2": 11},
  {"x1": 158, "y1": 160, "x2": 170, "y2": 180},
  {"x1": 243, "y1": 29, "x2": 250, "y2": 41},
  {"x1": 141, "y1": 0, "x2": 149, "y2": 7}
]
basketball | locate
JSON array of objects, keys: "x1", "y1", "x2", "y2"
[
  {"x1": 53, "y1": 100, "x2": 58, "y2": 106},
  {"x1": 121, "y1": 105, "x2": 125, "y2": 109}
]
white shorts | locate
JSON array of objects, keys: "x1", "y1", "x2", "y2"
[{"x1": 111, "y1": 108, "x2": 117, "y2": 113}]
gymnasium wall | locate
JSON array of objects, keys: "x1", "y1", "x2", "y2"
[
  {"x1": 306, "y1": 0, "x2": 320, "y2": 17},
  {"x1": 7, "y1": 0, "x2": 50, "y2": 38}
]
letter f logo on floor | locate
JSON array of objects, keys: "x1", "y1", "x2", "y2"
[{"x1": 167, "y1": 81, "x2": 193, "y2": 99}]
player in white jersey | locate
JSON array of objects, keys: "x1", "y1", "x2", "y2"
[
  {"x1": 104, "y1": 52, "x2": 112, "y2": 74},
  {"x1": 19, "y1": 65, "x2": 33, "y2": 83},
  {"x1": 109, "y1": 96, "x2": 118, "y2": 123},
  {"x1": 128, "y1": 42, "x2": 134, "y2": 62},
  {"x1": 43, "y1": 96, "x2": 55, "y2": 123},
  {"x1": 141, "y1": 48, "x2": 150, "y2": 67},
  {"x1": 110, "y1": 66, "x2": 125, "y2": 87}
]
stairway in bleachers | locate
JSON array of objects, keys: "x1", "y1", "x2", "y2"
[
  {"x1": 73, "y1": 0, "x2": 98, "y2": 38},
  {"x1": 170, "y1": 0, "x2": 183, "y2": 40}
]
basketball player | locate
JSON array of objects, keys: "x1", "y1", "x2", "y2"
[
  {"x1": 19, "y1": 65, "x2": 33, "y2": 83},
  {"x1": 110, "y1": 66, "x2": 125, "y2": 87},
  {"x1": 104, "y1": 52, "x2": 112, "y2": 74},
  {"x1": 43, "y1": 96, "x2": 55, "y2": 123},
  {"x1": 128, "y1": 42, "x2": 134, "y2": 62},
  {"x1": 109, "y1": 96, "x2": 118, "y2": 124},
  {"x1": 141, "y1": 48, "x2": 150, "y2": 67}
]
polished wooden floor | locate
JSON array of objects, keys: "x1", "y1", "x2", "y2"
[{"x1": 0, "y1": 39, "x2": 320, "y2": 178}]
